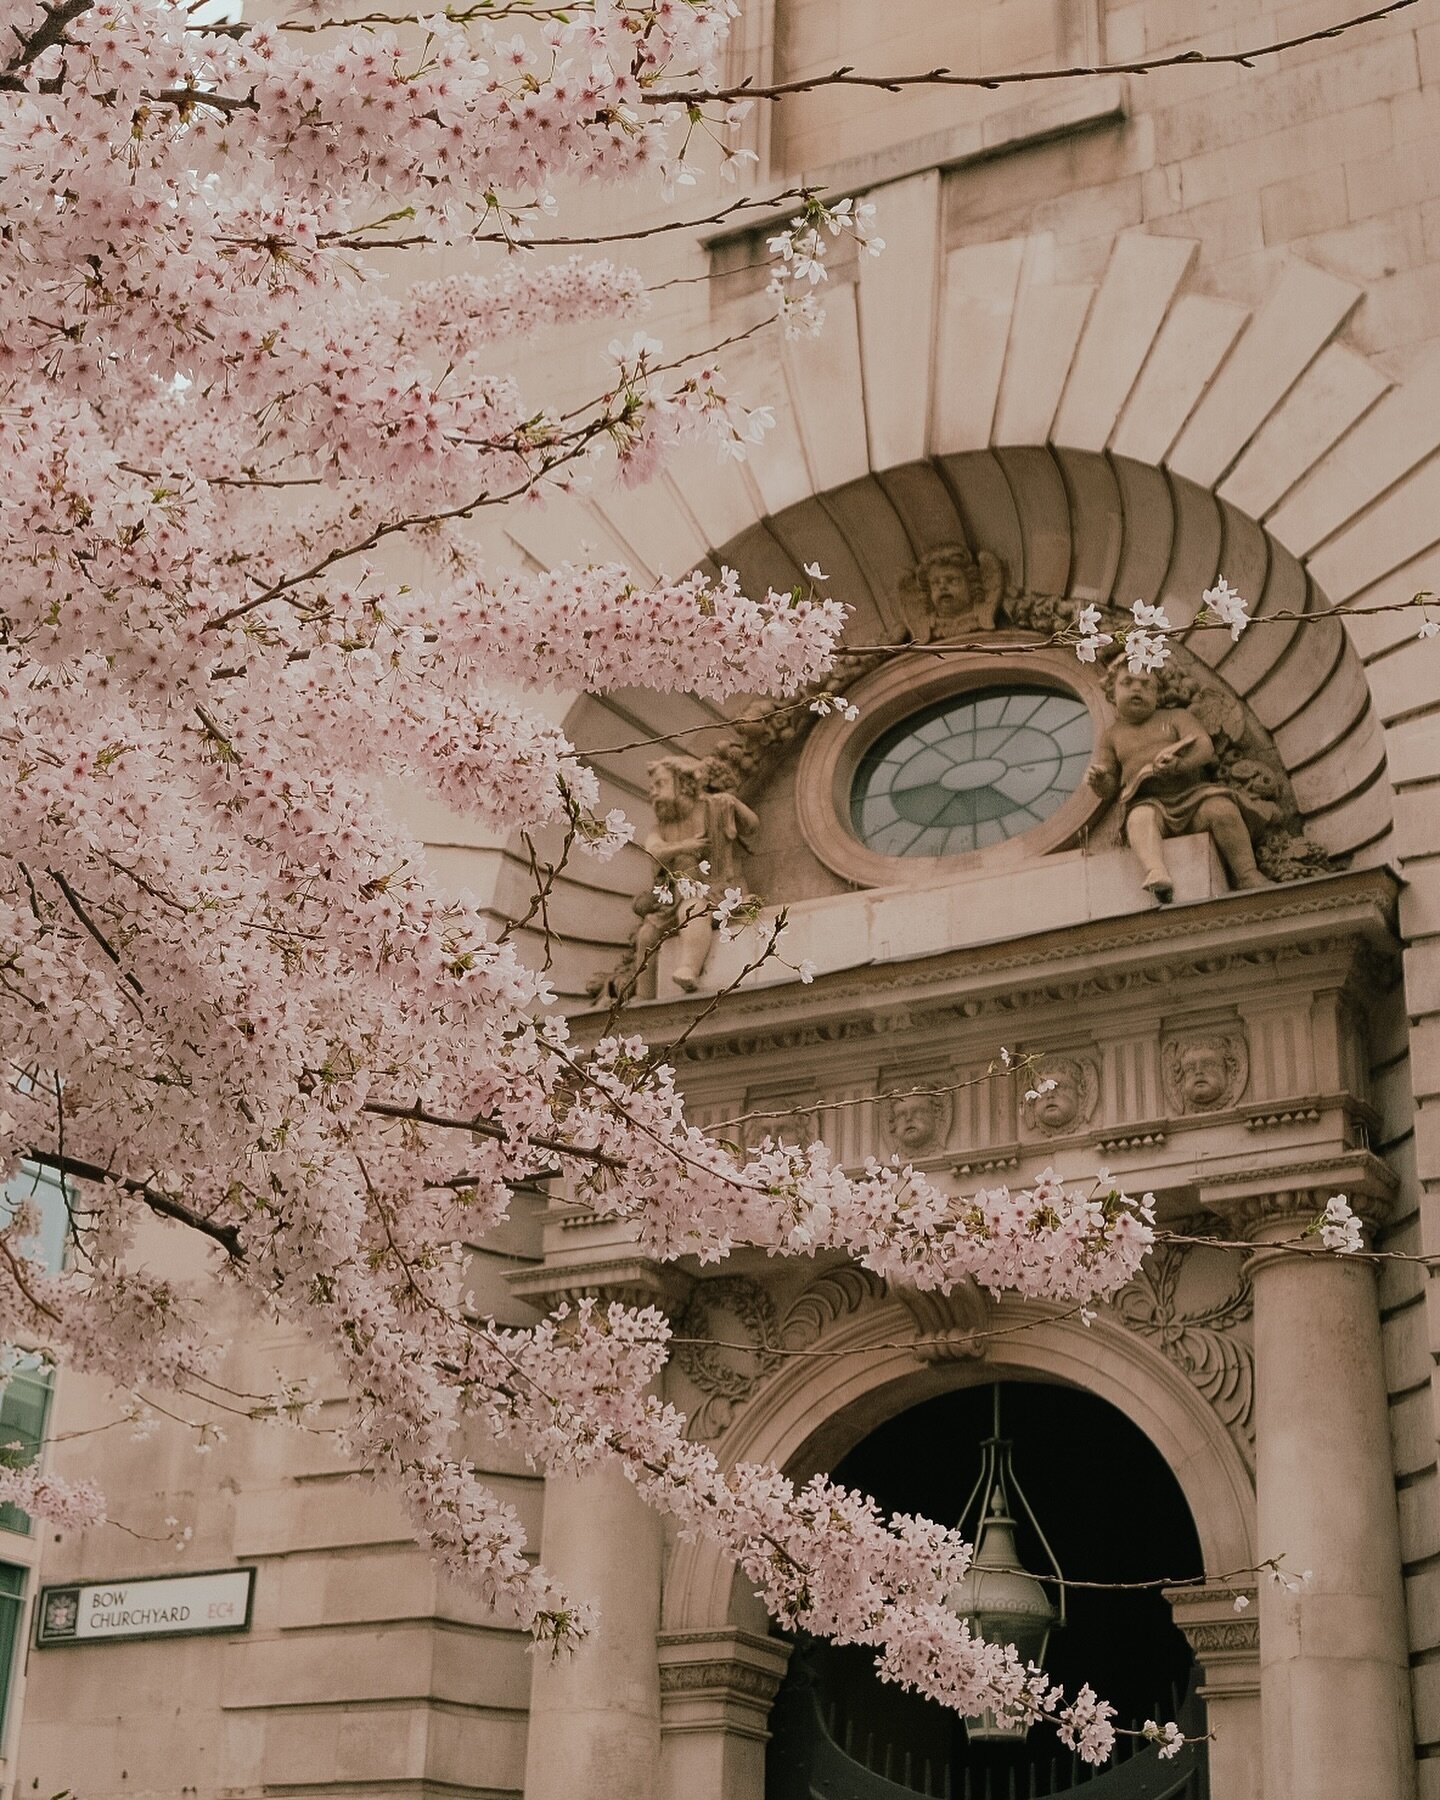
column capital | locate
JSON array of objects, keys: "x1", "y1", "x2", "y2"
[
  {"x1": 657, "y1": 1629, "x2": 791, "y2": 1743},
  {"x1": 1164, "y1": 1584, "x2": 1260, "y2": 1699},
  {"x1": 1196, "y1": 1150, "x2": 1398, "y2": 1245}
]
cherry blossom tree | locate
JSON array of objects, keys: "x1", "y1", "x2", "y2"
[{"x1": 0, "y1": 0, "x2": 1212, "y2": 1758}]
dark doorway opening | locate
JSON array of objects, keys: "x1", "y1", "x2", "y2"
[{"x1": 765, "y1": 1379, "x2": 1206, "y2": 1799}]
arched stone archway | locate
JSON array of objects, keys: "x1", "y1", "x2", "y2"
[
  {"x1": 657, "y1": 1293, "x2": 1257, "y2": 1800},
  {"x1": 662, "y1": 1296, "x2": 1254, "y2": 1641}
]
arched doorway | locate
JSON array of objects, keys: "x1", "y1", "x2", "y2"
[{"x1": 765, "y1": 1379, "x2": 1205, "y2": 1800}]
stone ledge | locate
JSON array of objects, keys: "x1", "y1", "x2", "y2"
[
  {"x1": 701, "y1": 78, "x2": 1127, "y2": 253},
  {"x1": 603, "y1": 867, "x2": 1402, "y2": 1049}
]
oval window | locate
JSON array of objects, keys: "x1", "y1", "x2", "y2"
[{"x1": 849, "y1": 687, "x2": 1093, "y2": 859}]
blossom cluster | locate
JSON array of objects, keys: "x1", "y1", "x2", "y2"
[
  {"x1": 0, "y1": 0, "x2": 1175, "y2": 1756},
  {"x1": 1317, "y1": 1193, "x2": 1364, "y2": 1255}
]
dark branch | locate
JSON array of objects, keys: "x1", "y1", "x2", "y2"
[
  {"x1": 645, "y1": 1, "x2": 1419, "y2": 105},
  {"x1": 23, "y1": 1150, "x2": 245, "y2": 1261},
  {"x1": 46, "y1": 867, "x2": 144, "y2": 996},
  {"x1": 362, "y1": 1098, "x2": 624, "y2": 1171},
  {"x1": 2, "y1": 0, "x2": 89, "y2": 83}
]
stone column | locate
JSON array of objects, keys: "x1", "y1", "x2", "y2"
[
  {"x1": 1166, "y1": 1584, "x2": 1261, "y2": 1800},
  {"x1": 523, "y1": 1464, "x2": 665, "y2": 1800},
  {"x1": 657, "y1": 1629, "x2": 791, "y2": 1800},
  {"x1": 1228, "y1": 1181, "x2": 1415, "y2": 1800}
]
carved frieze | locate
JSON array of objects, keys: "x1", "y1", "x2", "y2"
[
  {"x1": 658, "y1": 1657, "x2": 786, "y2": 1702},
  {"x1": 663, "y1": 881, "x2": 1398, "y2": 1061}
]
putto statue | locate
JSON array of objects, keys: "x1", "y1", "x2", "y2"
[
  {"x1": 644, "y1": 755, "x2": 758, "y2": 994},
  {"x1": 897, "y1": 543, "x2": 1012, "y2": 644},
  {"x1": 1087, "y1": 666, "x2": 1277, "y2": 904},
  {"x1": 586, "y1": 755, "x2": 758, "y2": 1003}
]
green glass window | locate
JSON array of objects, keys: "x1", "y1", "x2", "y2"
[
  {"x1": 0, "y1": 1361, "x2": 52, "y2": 1537},
  {"x1": 0, "y1": 1563, "x2": 24, "y2": 1740},
  {"x1": 850, "y1": 687, "x2": 1093, "y2": 859}
]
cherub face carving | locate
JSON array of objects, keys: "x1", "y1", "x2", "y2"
[
  {"x1": 882, "y1": 1084, "x2": 952, "y2": 1154},
  {"x1": 1021, "y1": 1056, "x2": 1098, "y2": 1136},
  {"x1": 1162, "y1": 1033, "x2": 1248, "y2": 1115},
  {"x1": 897, "y1": 545, "x2": 1010, "y2": 644}
]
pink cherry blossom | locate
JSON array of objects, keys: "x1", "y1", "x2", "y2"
[{"x1": 0, "y1": 0, "x2": 1169, "y2": 1759}]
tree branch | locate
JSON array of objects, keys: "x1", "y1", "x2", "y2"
[
  {"x1": 22, "y1": 1150, "x2": 245, "y2": 1261},
  {"x1": 2, "y1": 0, "x2": 89, "y2": 82},
  {"x1": 646, "y1": 0, "x2": 1419, "y2": 105},
  {"x1": 46, "y1": 866, "x2": 144, "y2": 997},
  {"x1": 361, "y1": 1099, "x2": 624, "y2": 1170}
]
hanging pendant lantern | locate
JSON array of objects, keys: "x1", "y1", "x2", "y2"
[{"x1": 945, "y1": 1385, "x2": 1066, "y2": 1743}]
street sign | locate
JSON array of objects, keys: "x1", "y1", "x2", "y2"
[{"x1": 35, "y1": 1567, "x2": 255, "y2": 1647}]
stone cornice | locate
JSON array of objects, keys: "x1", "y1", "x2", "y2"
[
  {"x1": 573, "y1": 870, "x2": 1399, "y2": 1061},
  {"x1": 1196, "y1": 1150, "x2": 1400, "y2": 1237},
  {"x1": 506, "y1": 1255, "x2": 689, "y2": 1315}
]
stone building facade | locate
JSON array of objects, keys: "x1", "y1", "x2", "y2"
[{"x1": 17, "y1": 2, "x2": 1440, "y2": 1798}]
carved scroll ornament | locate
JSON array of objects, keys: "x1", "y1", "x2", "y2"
[
  {"x1": 1112, "y1": 1241, "x2": 1255, "y2": 1461},
  {"x1": 676, "y1": 1265, "x2": 884, "y2": 1439}
]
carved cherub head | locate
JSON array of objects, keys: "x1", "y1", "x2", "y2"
[
  {"x1": 897, "y1": 544, "x2": 1009, "y2": 644},
  {"x1": 1022, "y1": 1055, "x2": 1099, "y2": 1135},
  {"x1": 1110, "y1": 664, "x2": 1162, "y2": 725},
  {"x1": 1163, "y1": 1033, "x2": 1249, "y2": 1114},
  {"x1": 647, "y1": 753, "x2": 705, "y2": 817},
  {"x1": 882, "y1": 1084, "x2": 953, "y2": 1154}
]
